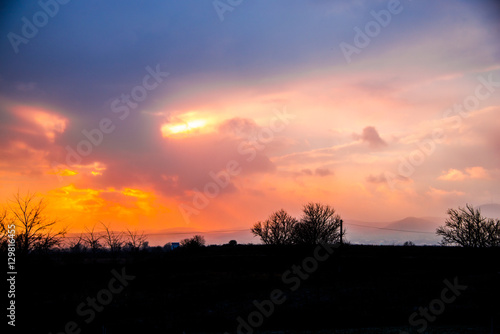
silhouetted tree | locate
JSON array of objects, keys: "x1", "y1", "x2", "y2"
[
  {"x1": 101, "y1": 222, "x2": 124, "y2": 253},
  {"x1": 0, "y1": 208, "x2": 6, "y2": 227},
  {"x1": 251, "y1": 209, "x2": 298, "y2": 245},
  {"x1": 81, "y1": 224, "x2": 103, "y2": 254},
  {"x1": 0, "y1": 209, "x2": 10, "y2": 251},
  {"x1": 125, "y1": 229, "x2": 147, "y2": 251},
  {"x1": 228, "y1": 239, "x2": 237, "y2": 246},
  {"x1": 294, "y1": 203, "x2": 344, "y2": 245},
  {"x1": 3, "y1": 192, "x2": 66, "y2": 255},
  {"x1": 403, "y1": 241, "x2": 415, "y2": 246},
  {"x1": 67, "y1": 234, "x2": 84, "y2": 253},
  {"x1": 181, "y1": 235, "x2": 205, "y2": 248},
  {"x1": 436, "y1": 204, "x2": 500, "y2": 248}
]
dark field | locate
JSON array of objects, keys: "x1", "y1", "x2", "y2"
[{"x1": 15, "y1": 245, "x2": 500, "y2": 333}]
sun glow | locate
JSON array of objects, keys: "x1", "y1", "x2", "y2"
[{"x1": 161, "y1": 118, "x2": 208, "y2": 137}]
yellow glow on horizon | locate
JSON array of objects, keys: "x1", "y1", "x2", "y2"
[
  {"x1": 57, "y1": 184, "x2": 100, "y2": 196},
  {"x1": 122, "y1": 188, "x2": 150, "y2": 198},
  {"x1": 39, "y1": 184, "x2": 181, "y2": 233},
  {"x1": 61, "y1": 169, "x2": 78, "y2": 176},
  {"x1": 47, "y1": 168, "x2": 78, "y2": 176}
]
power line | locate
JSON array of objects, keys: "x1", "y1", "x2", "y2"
[
  {"x1": 61, "y1": 228, "x2": 250, "y2": 238},
  {"x1": 344, "y1": 222, "x2": 436, "y2": 234},
  {"x1": 61, "y1": 224, "x2": 436, "y2": 239},
  {"x1": 146, "y1": 229, "x2": 250, "y2": 236}
]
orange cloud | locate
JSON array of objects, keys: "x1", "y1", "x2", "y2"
[
  {"x1": 465, "y1": 166, "x2": 489, "y2": 179},
  {"x1": 122, "y1": 188, "x2": 150, "y2": 199},
  {"x1": 438, "y1": 166, "x2": 490, "y2": 181},
  {"x1": 438, "y1": 169, "x2": 466, "y2": 181},
  {"x1": 43, "y1": 184, "x2": 180, "y2": 233},
  {"x1": 427, "y1": 187, "x2": 465, "y2": 198},
  {"x1": 48, "y1": 169, "x2": 78, "y2": 176},
  {"x1": 52, "y1": 162, "x2": 107, "y2": 177}
]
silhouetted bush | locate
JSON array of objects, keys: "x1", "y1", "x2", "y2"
[
  {"x1": 251, "y1": 209, "x2": 297, "y2": 245},
  {"x1": 181, "y1": 235, "x2": 206, "y2": 248},
  {"x1": 293, "y1": 202, "x2": 345, "y2": 245}
]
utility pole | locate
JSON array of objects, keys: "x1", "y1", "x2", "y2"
[{"x1": 340, "y1": 219, "x2": 343, "y2": 245}]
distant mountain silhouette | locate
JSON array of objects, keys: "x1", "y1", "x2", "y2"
[
  {"x1": 65, "y1": 214, "x2": 465, "y2": 247},
  {"x1": 344, "y1": 216, "x2": 443, "y2": 245},
  {"x1": 384, "y1": 216, "x2": 443, "y2": 231}
]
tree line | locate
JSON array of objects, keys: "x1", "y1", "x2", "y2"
[
  {"x1": 251, "y1": 203, "x2": 345, "y2": 245},
  {"x1": 0, "y1": 192, "x2": 211, "y2": 254},
  {"x1": 1, "y1": 193, "x2": 500, "y2": 255}
]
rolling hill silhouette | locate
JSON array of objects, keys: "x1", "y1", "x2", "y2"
[
  {"x1": 384, "y1": 216, "x2": 443, "y2": 231},
  {"x1": 344, "y1": 216, "x2": 443, "y2": 245}
]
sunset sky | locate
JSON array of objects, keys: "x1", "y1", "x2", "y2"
[{"x1": 1, "y1": 0, "x2": 499, "y2": 243}]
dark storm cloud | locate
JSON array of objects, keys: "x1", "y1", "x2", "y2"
[{"x1": 2, "y1": 0, "x2": 496, "y2": 124}]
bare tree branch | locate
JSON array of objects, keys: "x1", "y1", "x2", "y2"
[
  {"x1": 5, "y1": 192, "x2": 66, "y2": 254},
  {"x1": 125, "y1": 229, "x2": 147, "y2": 251},
  {"x1": 81, "y1": 224, "x2": 103, "y2": 253},
  {"x1": 101, "y1": 222, "x2": 124, "y2": 253},
  {"x1": 436, "y1": 204, "x2": 500, "y2": 248}
]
